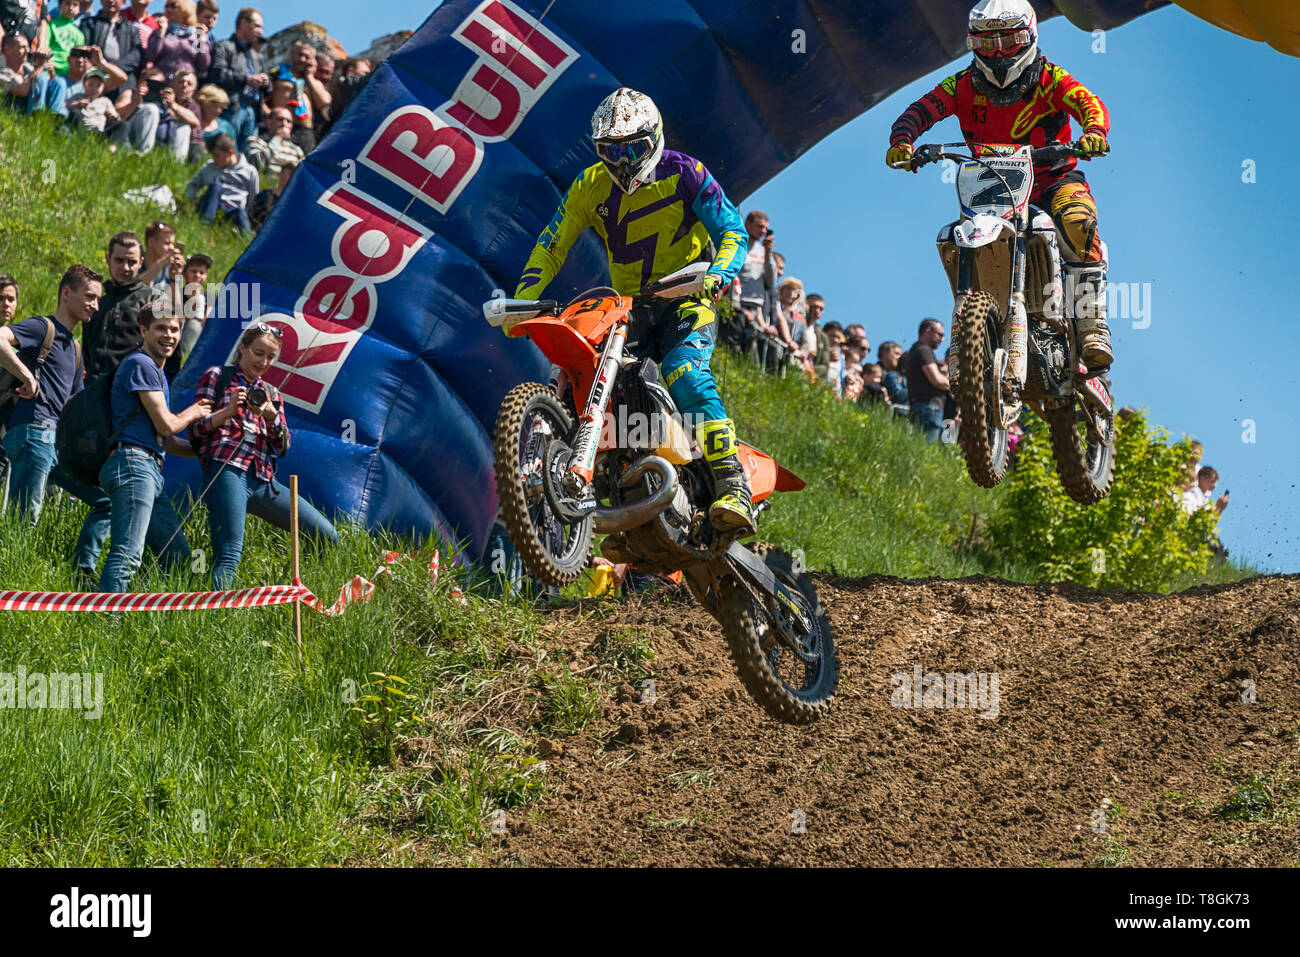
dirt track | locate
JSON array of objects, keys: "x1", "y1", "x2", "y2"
[{"x1": 483, "y1": 574, "x2": 1300, "y2": 866}]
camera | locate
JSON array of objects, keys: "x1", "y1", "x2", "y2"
[{"x1": 246, "y1": 386, "x2": 269, "y2": 408}]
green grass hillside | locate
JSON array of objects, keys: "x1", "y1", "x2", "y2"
[
  {"x1": 716, "y1": 348, "x2": 1024, "y2": 579},
  {"x1": 0, "y1": 110, "x2": 248, "y2": 312}
]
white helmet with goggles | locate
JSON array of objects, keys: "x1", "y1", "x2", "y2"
[
  {"x1": 591, "y1": 88, "x2": 664, "y2": 195},
  {"x1": 967, "y1": 0, "x2": 1039, "y2": 89}
]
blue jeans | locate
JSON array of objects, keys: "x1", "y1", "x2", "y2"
[
  {"x1": 48, "y1": 465, "x2": 190, "y2": 575},
  {"x1": 97, "y1": 446, "x2": 188, "y2": 593},
  {"x1": 108, "y1": 102, "x2": 160, "y2": 153},
  {"x1": 198, "y1": 184, "x2": 253, "y2": 234},
  {"x1": 202, "y1": 460, "x2": 338, "y2": 589},
  {"x1": 2, "y1": 423, "x2": 59, "y2": 523},
  {"x1": 224, "y1": 102, "x2": 257, "y2": 152},
  {"x1": 910, "y1": 400, "x2": 945, "y2": 443},
  {"x1": 26, "y1": 73, "x2": 69, "y2": 117}
]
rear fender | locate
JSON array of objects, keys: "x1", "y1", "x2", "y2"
[{"x1": 737, "y1": 441, "x2": 805, "y2": 504}]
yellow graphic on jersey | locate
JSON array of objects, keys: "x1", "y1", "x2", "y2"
[
  {"x1": 681, "y1": 301, "x2": 715, "y2": 331},
  {"x1": 1010, "y1": 84, "x2": 1057, "y2": 139}
]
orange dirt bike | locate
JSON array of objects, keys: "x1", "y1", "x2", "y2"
[{"x1": 483, "y1": 263, "x2": 837, "y2": 723}]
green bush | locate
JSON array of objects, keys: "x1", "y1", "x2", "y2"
[{"x1": 987, "y1": 410, "x2": 1220, "y2": 592}]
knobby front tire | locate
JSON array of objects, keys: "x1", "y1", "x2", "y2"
[
  {"x1": 493, "y1": 382, "x2": 593, "y2": 587},
  {"x1": 956, "y1": 291, "x2": 1011, "y2": 488}
]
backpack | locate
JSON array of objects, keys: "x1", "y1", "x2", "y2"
[
  {"x1": 55, "y1": 373, "x2": 144, "y2": 487},
  {"x1": 0, "y1": 318, "x2": 80, "y2": 429}
]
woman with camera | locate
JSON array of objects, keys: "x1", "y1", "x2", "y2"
[{"x1": 190, "y1": 322, "x2": 337, "y2": 590}]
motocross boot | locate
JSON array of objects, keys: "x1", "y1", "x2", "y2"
[
  {"x1": 1066, "y1": 261, "x2": 1113, "y2": 373},
  {"x1": 695, "y1": 417, "x2": 756, "y2": 537}
]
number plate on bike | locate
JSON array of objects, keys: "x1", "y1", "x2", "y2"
[{"x1": 957, "y1": 145, "x2": 1033, "y2": 221}]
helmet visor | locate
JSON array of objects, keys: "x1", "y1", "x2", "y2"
[
  {"x1": 594, "y1": 134, "x2": 654, "y2": 168},
  {"x1": 967, "y1": 29, "x2": 1032, "y2": 55}
]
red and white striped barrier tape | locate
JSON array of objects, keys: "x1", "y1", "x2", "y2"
[
  {"x1": 0, "y1": 584, "x2": 305, "y2": 614},
  {"x1": 0, "y1": 550, "x2": 468, "y2": 615},
  {"x1": 383, "y1": 549, "x2": 468, "y2": 605}
]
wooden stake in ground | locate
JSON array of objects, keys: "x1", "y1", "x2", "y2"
[{"x1": 290, "y1": 474, "x2": 303, "y2": 669}]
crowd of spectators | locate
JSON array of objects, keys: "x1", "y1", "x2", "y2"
[
  {"x1": 0, "y1": 226, "x2": 336, "y2": 594},
  {"x1": 1, "y1": 1, "x2": 375, "y2": 232},
  {"x1": 722, "y1": 207, "x2": 971, "y2": 445},
  {"x1": 1173, "y1": 437, "x2": 1229, "y2": 558}
]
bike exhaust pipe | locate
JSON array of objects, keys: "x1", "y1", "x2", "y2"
[{"x1": 592, "y1": 456, "x2": 678, "y2": 533}]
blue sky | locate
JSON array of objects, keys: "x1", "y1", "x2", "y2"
[
  {"x1": 265, "y1": 2, "x2": 1296, "y2": 572},
  {"x1": 257, "y1": 1, "x2": 424, "y2": 55},
  {"x1": 741, "y1": 5, "x2": 1299, "y2": 573}
]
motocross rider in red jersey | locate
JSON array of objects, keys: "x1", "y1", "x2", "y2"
[{"x1": 886, "y1": 0, "x2": 1114, "y2": 373}]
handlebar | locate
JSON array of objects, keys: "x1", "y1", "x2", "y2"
[
  {"x1": 900, "y1": 140, "x2": 1090, "y2": 171},
  {"x1": 485, "y1": 264, "x2": 710, "y2": 326}
]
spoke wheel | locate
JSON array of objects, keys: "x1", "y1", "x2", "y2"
[
  {"x1": 956, "y1": 291, "x2": 1011, "y2": 487},
  {"x1": 716, "y1": 544, "x2": 837, "y2": 724},
  {"x1": 494, "y1": 382, "x2": 593, "y2": 586},
  {"x1": 1045, "y1": 399, "x2": 1115, "y2": 505}
]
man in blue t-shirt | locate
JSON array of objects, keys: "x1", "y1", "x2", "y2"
[
  {"x1": 0, "y1": 264, "x2": 100, "y2": 522},
  {"x1": 97, "y1": 309, "x2": 210, "y2": 594}
]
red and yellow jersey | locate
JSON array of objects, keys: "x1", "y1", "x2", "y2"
[{"x1": 890, "y1": 59, "x2": 1110, "y2": 202}]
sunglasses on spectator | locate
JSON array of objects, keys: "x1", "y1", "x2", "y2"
[{"x1": 254, "y1": 321, "x2": 283, "y2": 339}]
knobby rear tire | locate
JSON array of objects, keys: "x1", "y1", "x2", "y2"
[
  {"x1": 717, "y1": 543, "x2": 837, "y2": 724},
  {"x1": 1044, "y1": 402, "x2": 1115, "y2": 505},
  {"x1": 493, "y1": 382, "x2": 593, "y2": 587},
  {"x1": 955, "y1": 291, "x2": 1010, "y2": 488}
]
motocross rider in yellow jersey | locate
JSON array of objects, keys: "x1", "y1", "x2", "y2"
[{"x1": 512, "y1": 88, "x2": 754, "y2": 535}]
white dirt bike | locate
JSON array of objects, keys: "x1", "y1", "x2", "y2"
[{"x1": 906, "y1": 141, "x2": 1116, "y2": 503}]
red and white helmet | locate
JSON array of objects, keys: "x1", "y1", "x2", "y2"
[
  {"x1": 967, "y1": 0, "x2": 1039, "y2": 89},
  {"x1": 590, "y1": 88, "x2": 664, "y2": 195}
]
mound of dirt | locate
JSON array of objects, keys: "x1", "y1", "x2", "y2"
[{"x1": 483, "y1": 574, "x2": 1300, "y2": 866}]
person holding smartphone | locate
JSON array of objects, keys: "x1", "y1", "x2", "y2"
[
  {"x1": 1, "y1": 30, "x2": 68, "y2": 115},
  {"x1": 190, "y1": 322, "x2": 336, "y2": 589},
  {"x1": 730, "y1": 210, "x2": 775, "y2": 355}
]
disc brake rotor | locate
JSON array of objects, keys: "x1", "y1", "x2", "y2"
[{"x1": 543, "y1": 439, "x2": 596, "y2": 523}]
